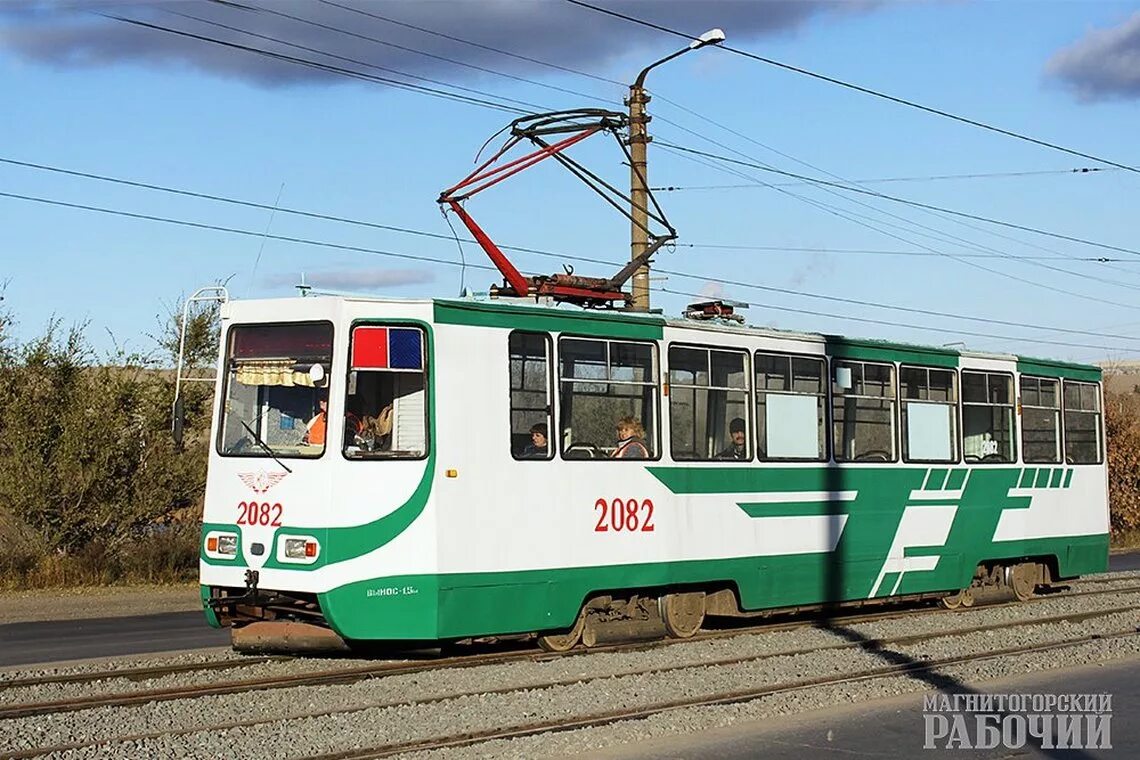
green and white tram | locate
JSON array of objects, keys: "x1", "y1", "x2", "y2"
[{"x1": 199, "y1": 294, "x2": 1108, "y2": 651}]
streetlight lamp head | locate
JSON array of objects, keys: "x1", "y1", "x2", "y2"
[{"x1": 690, "y1": 28, "x2": 726, "y2": 49}]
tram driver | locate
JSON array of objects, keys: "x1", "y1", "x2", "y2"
[{"x1": 302, "y1": 390, "x2": 328, "y2": 446}]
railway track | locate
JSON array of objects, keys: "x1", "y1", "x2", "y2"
[
  {"x1": 3, "y1": 598, "x2": 1137, "y2": 759},
  {"x1": 0, "y1": 655, "x2": 290, "y2": 690},
  {"x1": 3, "y1": 581, "x2": 1138, "y2": 723},
  {"x1": 309, "y1": 628, "x2": 1140, "y2": 760}
]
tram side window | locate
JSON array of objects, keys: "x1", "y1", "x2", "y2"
[
  {"x1": 344, "y1": 325, "x2": 428, "y2": 460},
  {"x1": 962, "y1": 371, "x2": 1016, "y2": 463},
  {"x1": 756, "y1": 353, "x2": 826, "y2": 461},
  {"x1": 559, "y1": 337, "x2": 659, "y2": 460},
  {"x1": 509, "y1": 332, "x2": 554, "y2": 460},
  {"x1": 1021, "y1": 376, "x2": 1061, "y2": 463},
  {"x1": 900, "y1": 366, "x2": 958, "y2": 463},
  {"x1": 1063, "y1": 380, "x2": 1102, "y2": 464},
  {"x1": 668, "y1": 346, "x2": 750, "y2": 460},
  {"x1": 832, "y1": 360, "x2": 896, "y2": 462}
]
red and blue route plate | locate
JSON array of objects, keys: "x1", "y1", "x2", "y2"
[{"x1": 351, "y1": 327, "x2": 423, "y2": 370}]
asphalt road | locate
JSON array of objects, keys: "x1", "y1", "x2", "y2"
[
  {"x1": 1, "y1": 552, "x2": 1136, "y2": 669},
  {"x1": 1111, "y1": 550, "x2": 1140, "y2": 573},
  {"x1": 0, "y1": 610, "x2": 229, "y2": 668}
]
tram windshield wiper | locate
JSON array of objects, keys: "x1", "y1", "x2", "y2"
[{"x1": 241, "y1": 421, "x2": 293, "y2": 474}]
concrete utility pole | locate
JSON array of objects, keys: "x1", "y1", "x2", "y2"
[{"x1": 627, "y1": 28, "x2": 726, "y2": 312}]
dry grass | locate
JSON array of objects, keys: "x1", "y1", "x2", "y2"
[{"x1": 0, "y1": 510, "x2": 199, "y2": 590}]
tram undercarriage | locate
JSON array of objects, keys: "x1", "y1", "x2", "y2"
[{"x1": 208, "y1": 558, "x2": 1060, "y2": 655}]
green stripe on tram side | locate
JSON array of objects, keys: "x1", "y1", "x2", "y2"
[
  {"x1": 319, "y1": 533, "x2": 1109, "y2": 641},
  {"x1": 824, "y1": 337, "x2": 959, "y2": 368},
  {"x1": 322, "y1": 463, "x2": 1107, "y2": 641},
  {"x1": 200, "y1": 320, "x2": 438, "y2": 577},
  {"x1": 200, "y1": 523, "x2": 245, "y2": 567},
  {"x1": 200, "y1": 585, "x2": 221, "y2": 628},
  {"x1": 1016, "y1": 357, "x2": 1101, "y2": 383},
  {"x1": 737, "y1": 501, "x2": 836, "y2": 517},
  {"x1": 432, "y1": 299, "x2": 665, "y2": 340}
]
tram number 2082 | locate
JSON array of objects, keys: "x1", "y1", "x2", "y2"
[
  {"x1": 594, "y1": 498, "x2": 655, "y2": 533},
  {"x1": 237, "y1": 501, "x2": 283, "y2": 527}
]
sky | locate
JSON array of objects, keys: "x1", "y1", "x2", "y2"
[{"x1": 2, "y1": 0, "x2": 1139, "y2": 365}]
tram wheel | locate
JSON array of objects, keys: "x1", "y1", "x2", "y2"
[
  {"x1": 1008, "y1": 563, "x2": 1037, "y2": 602},
  {"x1": 537, "y1": 608, "x2": 586, "y2": 652},
  {"x1": 660, "y1": 591, "x2": 706, "y2": 638},
  {"x1": 940, "y1": 586, "x2": 975, "y2": 610}
]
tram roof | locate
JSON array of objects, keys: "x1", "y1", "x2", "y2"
[
  {"x1": 227, "y1": 294, "x2": 1101, "y2": 381},
  {"x1": 429, "y1": 297, "x2": 1099, "y2": 379}
]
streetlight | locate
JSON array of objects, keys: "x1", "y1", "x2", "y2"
[{"x1": 627, "y1": 28, "x2": 726, "y2": 311}]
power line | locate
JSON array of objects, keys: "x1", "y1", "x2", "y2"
[
  {"x1": 166, "y1": 7, "x2": 550, "y2": 113},
  {"x1": 657, "y1": 144, "x2": 1140, "y2": 297},
  {"x1": 214, "y1": 0, "x2": 610, "y2": 108},
  {"x1": 658, "y1": 141, "x2": 1140, "y2": 260},
  {"x1": 3, "y1": 183, "x2": 1139, "y2": 347},
  {"x1": 652, "y1": 166, "x2": 1117, "y2": 191},
  {"x1": 316, "y1": 0, "x2": 624, "y2": 87},
  {"x1": 657, "y1": 138, "x2": 1140, "y2": 311},
  {"x1": 647, "y1": 94, "x2": 1140, "y2": 287},
  {"x1": 0, "y1": 156, "x2": 605, "y2": 263},
  {"x1": 119, "y1": 4, "x2": 1140, "y2": 287},
  {"x1": 677, "y1": 242, "x2": 1140, "y2": 263},
  {"x1": 101, "y1": 13, "x2": 524, "y2": 114},
  {"x1": 657, "y1": 287, "x2": 1134, "y2": 354},
  {"x1": 639, "y1": 95, "x2": 1140, "y2": 299},
  {"x1": 562, "y1": 0, "x2": 1140, "y2": 175},
  {"x1": 9, "y1": 153, "x2": 1134, "y2": 269},
  {"x1": 0, "y1": 189, "x2": 501, "y2": 274}
]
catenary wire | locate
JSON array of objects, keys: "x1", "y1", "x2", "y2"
[
  {"x1": 212, "y1": 0, "x2": 613, "y2": 107},
  {"x1": 166, "y1": 8, "x2": 552, "y2": 113},
  {"x1": 646, "y1": 94, "x2": 1140, "y2": 286},
  {"x1": 656, "y1": 139, "x2": 1140, "y2": 311},
  {"x1": 643, "y1": 100, "x2": 1140, "y2": 296},
  {"x1": 652, "y1": 166, "x2": 1116, "y2": 191},
  {"x1": 656, "y1": 142, "x2": 1140, "y2": 259},
  {"x1": 101, "y1": 13, "x2": 525, "y2": 114},
  {"x1": 122, "y1": 3, "x2": 1140, "y2": 287},
  {"x1": 655, "y1": 142, "x2": 1140, "y2": 295},
  {"x1": 678, "y1": 243, "x2": 1139, "y2": 263},
  {"x1": 316, "y1": 0, "x2": 624, "y2": 87},
  {"x1": 562, "y1": 0, "x2": 1140, "y2": 175},
  {"x1": 2, "y1": 185, "x2": 1138, "y2": 347},
  {"x1": 656, "y1": 286, "x2": 1137, "y2": 354}
]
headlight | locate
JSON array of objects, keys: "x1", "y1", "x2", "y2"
[
  {"x1": 284, "y1": 537, "x2": 318, "y2": 560},
  {"x1": 204, "y1": 531, "x2": 239, "y2": 560},
  {"x1": 217, "y1": 534, "x2": 238, "y2": 555}
]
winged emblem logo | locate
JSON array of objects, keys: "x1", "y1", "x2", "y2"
[{"x1": 238, "y1": 471, "x2": 288, "y2": 494}]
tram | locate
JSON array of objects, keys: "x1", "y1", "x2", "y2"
[{"x1": 198, "y1": 293, "x2": 1109, "y2": 651}]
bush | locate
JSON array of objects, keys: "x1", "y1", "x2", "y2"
[
  {"x1": 0, "y1": 296, "x2": 216, "y2": 587},
  {"x1": 1106, "y1": 390, "x2": 1140, "y2": 537}
]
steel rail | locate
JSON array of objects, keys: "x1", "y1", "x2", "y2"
[
  {"x1": 0, "y1": 656, "x2": 288, "y2": 690},
  {"x1": 311, "y1": 627, "x2": 1140, "y2": 760},
  {"x1": 4, "y1": 601, "x2": 1138, "y2": 758},
  {"x1": 2, "y1": 582, "x2": 1136, "y2": 722}
]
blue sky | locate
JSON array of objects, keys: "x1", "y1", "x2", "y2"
[{"x1": 2, "y1": 0, "x2": 1139, "y2": 364}]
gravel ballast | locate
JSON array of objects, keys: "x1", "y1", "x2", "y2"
[{"x1": 3, "y1": 597, "x2": 1137, "y2": 758}]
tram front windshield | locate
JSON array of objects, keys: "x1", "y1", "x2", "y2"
[{"x1": 218, "y1": 323, "x2": 333, "y2": 458}]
